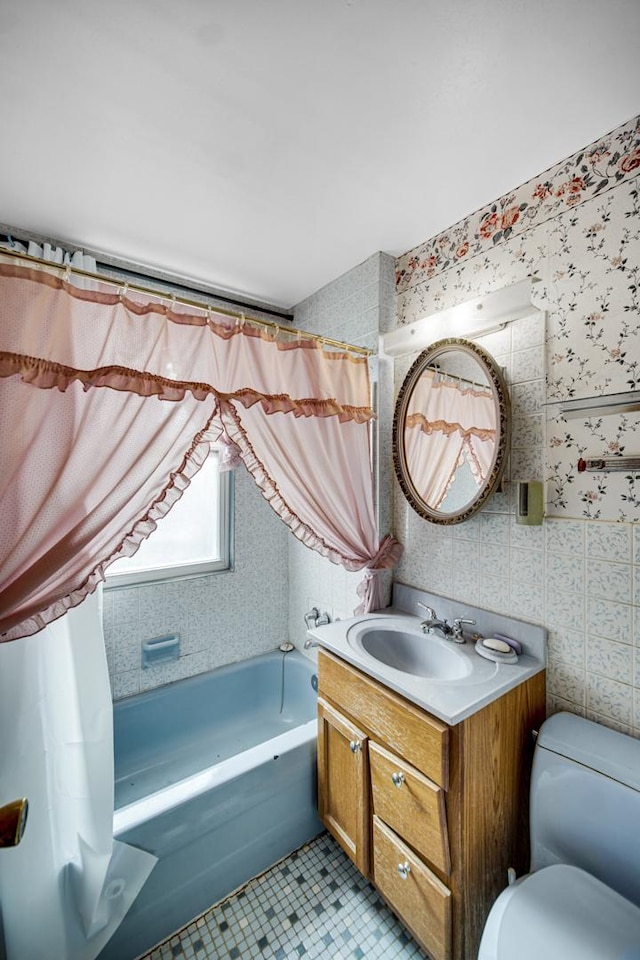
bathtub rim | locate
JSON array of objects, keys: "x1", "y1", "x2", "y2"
[
  {"x1": 114, "y1": 718, "x2": 317, "y2": 834},
  {"x1": 112, "y1": 646, "x2": 315, "y2": 707}
]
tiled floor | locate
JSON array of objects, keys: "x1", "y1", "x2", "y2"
[{"x1": 139, "y1": 833, "x2": 428, "y2": 960}]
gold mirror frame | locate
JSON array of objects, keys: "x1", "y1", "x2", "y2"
[{"x1": 392, "y1": 338, "x2": 511, "y2": 525}]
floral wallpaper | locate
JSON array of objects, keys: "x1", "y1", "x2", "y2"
[
  {"x1": 395, "y1": 114, "x2": 640, "y2": 523},
  {"x1": 392, "y1": 115, "x2": 640, "y2": 735}
]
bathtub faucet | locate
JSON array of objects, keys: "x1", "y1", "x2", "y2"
[
  {"x1": 304, "y1": 607, "x2": 331, "y2": 630},
  {"x1": 304, "y1": 608, "x2": 331, "y2": 648}
]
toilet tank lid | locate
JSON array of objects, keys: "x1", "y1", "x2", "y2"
[{"x1": 538, "y1": 713, "x2": 640, "y2": 793}]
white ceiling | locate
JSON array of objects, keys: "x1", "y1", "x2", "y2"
[{"x1": 1, "y1": 1, "x2": 639, "y2": 309}]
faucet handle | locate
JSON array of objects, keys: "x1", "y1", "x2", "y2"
[
  {"x1": 417, "y1": 602, "x2": 437, "y2": 620},
  {"x1": 452, "y1": 618, "x2": 475, "y2": 643}
]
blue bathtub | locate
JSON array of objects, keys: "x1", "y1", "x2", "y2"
[{"x1": 99, "y1": 649, "x2": 322, "y2": 960}]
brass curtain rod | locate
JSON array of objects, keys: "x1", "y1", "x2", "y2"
[{"x1": 0, "y1": 248, "x2": 373, "y2": 358}]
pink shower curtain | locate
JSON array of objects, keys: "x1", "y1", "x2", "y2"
[
  {"x1": 405, "y1": 371, "x2": 496, "y2": 508},
  {"x1": 0, "y1": 255, "x2": 400, "y2": 642}
]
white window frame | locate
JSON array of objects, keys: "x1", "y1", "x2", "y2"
[{"x1": 105, "y1": 446, "x2": 233, "y2": 589}]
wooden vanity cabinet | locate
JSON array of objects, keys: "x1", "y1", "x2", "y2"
[{"x1": 317, "y1": 648, "x2": 545, "y2": 960}]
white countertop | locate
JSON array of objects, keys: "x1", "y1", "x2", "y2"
[{"x1": 308, "y1": 609, "x2": 545, "y2": 725}]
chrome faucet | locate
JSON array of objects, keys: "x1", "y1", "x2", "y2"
[
  {"x1": 417, "y1": 603, "x2": 476, "y2": 644},
  {"x1": 304, "y1": 608, "x2": 331, "y2": 648},
  {"x1": 417, "y1": 602, "x2": 453, "y2": 637}
]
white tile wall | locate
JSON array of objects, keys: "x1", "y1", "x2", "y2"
[{"x1": 396, "y1": 489, "x2": 639, "y2": 735}]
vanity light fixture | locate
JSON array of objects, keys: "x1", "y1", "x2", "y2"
[{"x1": 381, "y1": 277, "x2": 543, "y2": 357}]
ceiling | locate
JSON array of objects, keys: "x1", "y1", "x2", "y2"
[{"x1": 1, "y1": 1, "x2": 639, "y2": 309}]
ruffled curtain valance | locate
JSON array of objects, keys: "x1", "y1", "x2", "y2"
[{"x1": 0, "y1": 256, "x2": 401, "y2": 642}]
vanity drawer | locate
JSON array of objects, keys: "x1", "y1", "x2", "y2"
[
  {"x1": 369, "y1": 742, "x2": 450, "y2": 875},
  {"x1": 373, "y1": 815, "x2": 451, "y2": 960},
  {"x1": 318, "y1": 649, "x2": 449, "y2": 788}
]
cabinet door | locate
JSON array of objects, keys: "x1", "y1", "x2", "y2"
[{"x1": 317, "y1": 697, "x2": 370, "y2": 875}]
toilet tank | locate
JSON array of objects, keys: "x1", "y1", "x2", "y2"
[{"x1": 531, "y1": 712, "x2": 640, "y2": 908}]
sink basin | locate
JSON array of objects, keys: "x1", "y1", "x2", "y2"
[{"x1": 347, "y1": 618, "x2": 472, "y2": 681}]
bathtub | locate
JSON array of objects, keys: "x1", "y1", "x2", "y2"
[{"x1": 98, "y1": 649, "x2": 322, "y2": 960}]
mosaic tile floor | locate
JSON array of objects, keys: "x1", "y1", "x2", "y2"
[{"x1": 139, "y1": 833, "x2": 428, "y2": 960}]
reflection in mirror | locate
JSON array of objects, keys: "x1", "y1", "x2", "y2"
[{"x1": 393, "y1": 338, "x2": 510, "y2": 524}]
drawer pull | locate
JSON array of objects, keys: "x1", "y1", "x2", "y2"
[
  {"x1": 349, "y1": 739, "x2": 362, "y2": 753},
  {"x1": 397, "y1": 860, "x2": 411, "y2": 880},
  {"x1": 391, "y1": 771, "x2": 405, "y2": 788}
]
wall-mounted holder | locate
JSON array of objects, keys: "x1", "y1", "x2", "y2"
[
  {"x1": 548, "y1": 390, "x2": 640, "y2": 419},
  {"x1": 141, "y1": 633, "x2": 180, "y2": 668},
  {"x1": 516, "y1": 481, "x2": 544, "y2": 526},
  {"x1": 578, "y1": 456, "x2": 640, "y2": 474}
]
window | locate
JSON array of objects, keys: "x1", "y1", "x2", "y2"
[{"x1": 106, "y1": 445, "x2": 233, "y2": 588}]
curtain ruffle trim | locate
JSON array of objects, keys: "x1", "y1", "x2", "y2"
[
  {"x1": 0, "y1": 414, "x2": 220, "y2": 643},
  {"x1": 405, "y1": 412, "x2": 495, "y2": 441},
  {"x1": 219, "y1": 401, "x2": 403, "y2": 616},
  {"x1": 463, "y1": 437, "x2": 488, "y2": 486},
  {"x1": 433, "y1": 439, "x2": 488, "y2": 510},
  {"x1": 218, "y1": 403, "x2": 380, "y2": 572},
  {"x1": 0, "y1": 352, "x2": 375, "y2": 424}
]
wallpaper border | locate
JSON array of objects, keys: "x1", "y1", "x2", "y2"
[{"x1": 395, "y1": 115, "x2": 640, "y2": 301}]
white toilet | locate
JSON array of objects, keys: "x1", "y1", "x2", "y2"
[{"x1": 478, "y1": 711, "x2": 640, "y2": 960}]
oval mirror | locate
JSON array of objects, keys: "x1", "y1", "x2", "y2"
[{"x1": 393, "y1": 338, "x2": 511, "y2": 524}]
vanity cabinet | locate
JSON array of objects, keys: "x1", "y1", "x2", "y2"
[{"x1": 317, "y1": 648, "x2": 545, "y2": 960}]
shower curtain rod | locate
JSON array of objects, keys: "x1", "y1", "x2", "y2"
[
  {"x1": 0, "y1": 248, "x2": 373, "y2": 358},
  {"x1": 437, "y1": 371, "x2": 491, "y2": 391},
  {"x1": 428, "y1": 365, "x2": 491, "y2": 392}
]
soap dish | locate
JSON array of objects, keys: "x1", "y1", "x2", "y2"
[{"x1": 474, "y1": 638, "x2": 518, "y2": 665}]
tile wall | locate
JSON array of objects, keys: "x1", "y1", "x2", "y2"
[
  {"x1": 395, "y1": 499, "x2": 640, "y2": 734},
  {"x1": 104, "y1": 465, "x2": 289, "y2": 699}
]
